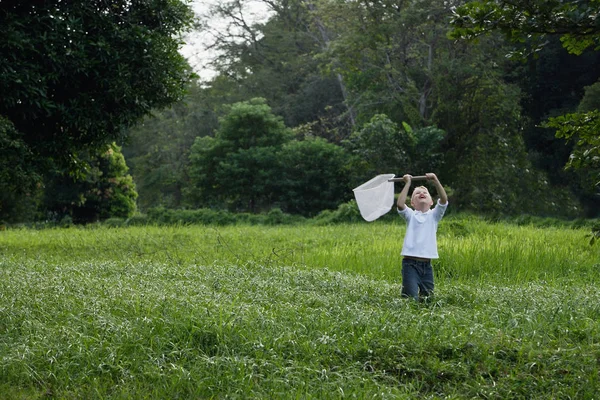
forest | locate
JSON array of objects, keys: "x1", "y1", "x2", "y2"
[{"x1": 1, "y1": 0, "x2": 599, "y2": 224}]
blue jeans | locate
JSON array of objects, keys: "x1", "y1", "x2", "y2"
[{"x1": 401, "y1": 257, "x2": 434, "y2": 300}]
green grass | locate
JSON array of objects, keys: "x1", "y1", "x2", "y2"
[{"x1": 0, "y1": 218, "x2": 599, "y2": 398}]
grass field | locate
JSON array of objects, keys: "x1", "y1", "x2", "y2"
[{"x1": 0, "y1": 217, "x2": 599, "y2": 398}]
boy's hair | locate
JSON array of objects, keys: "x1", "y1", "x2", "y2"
[{"x1": 411, "y1": 186, "x2": 430, "y2": 197}]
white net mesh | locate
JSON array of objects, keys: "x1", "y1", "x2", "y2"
[{"x1": 352, "y1": 174, "x2": 395, "y2": 222}]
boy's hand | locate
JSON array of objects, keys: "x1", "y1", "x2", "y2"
[
  {"x1": 403, "y1": 174, "x2": 412, "y2": 184},
  {"x1": 426, "y1": 173, "x2": 448, "y2": 205},
  {"x1": 425, "y1": 173, "x2": 438, "y2": 182}
]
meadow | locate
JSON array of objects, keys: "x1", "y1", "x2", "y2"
[{"x1": 0, "y1": 216, "x2": 599, "y2": 399}]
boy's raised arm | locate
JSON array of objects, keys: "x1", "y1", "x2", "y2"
[
  {"x1": 426, "y1": 173, "x2": 448, "y2": 205},
  {"x1": 396, "y1": 174, "x2": 412, "y2": 210}
]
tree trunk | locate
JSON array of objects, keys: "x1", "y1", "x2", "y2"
[{"x1": 302, "y1": 0, "x2": 356, "y2": 127}]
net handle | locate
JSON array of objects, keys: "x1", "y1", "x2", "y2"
[{"x1": 388, "y1": 175, "x2": 428, "y2": 182}]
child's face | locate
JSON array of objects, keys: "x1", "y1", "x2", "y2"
[{"x1": 411, "y1": 187, "x2": 433, "y2": 209}]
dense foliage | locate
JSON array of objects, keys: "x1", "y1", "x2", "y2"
[
  {"x1": 0, "y1": 0, "x2": 194, "y2": 221},
  {"x1": 43, "y1": 144, "x2": 138, "y2": 224},
  {"x1": 3, "y1": 0, "x2": 600, "y2": 222},
  {"x1": 121, "y1": 0, "x2": 595, "y2": 218},
  {"x1": 449, "y1": 0, "x2": 600, "y2": 56},
  {"x1": 449, "y1": 0, "x2": 600, "y2": 215},
  {"x1": 0, "y1": 117, "x2": 40, "y2": 222},
  {"x1": 187, "y1": 98, "x2": 351, "y2": 215}
]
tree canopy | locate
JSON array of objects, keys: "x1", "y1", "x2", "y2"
[
  {"x1": 5, "y1": 0, "x2": 600, "y2": 222},
  {"x1": 125, "y1": 0, "x2": 597, "y2": 218},
  {"x1": 449, "y1": 0, "x2": 600, "y2": 56},
  {"x1": 187, "y1": 98, "x2": 351, "y2": 215},
  {"x1": 449, "y1": 0, "x2": 600, "y2": 206},
  {"x1": 0, "y1": 0, "x2": 195, "y2": 170}
]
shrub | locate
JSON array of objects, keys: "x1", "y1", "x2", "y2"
[
  {"x1": 143, "y1": 207, "x2": 305, "y2": 226},
  {"x1": 312, "y1": 200, "x2": 364, "y2": 224},
  {"x1": 126, "y1": 214, "x2": 150, "y2": 226},
  {"x1": 104, "y1": 218, "x2": 126, "y2": 228}
]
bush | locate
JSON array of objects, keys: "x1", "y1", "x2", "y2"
[
  {"x1": 0, "y1": 116, "x2": 41, "y2": 222},
  {"x1": 104, "y1": 218, "x2": 126, "y2": 228},
  {"x1": 126, "y1": 214, "x2": 150, "y2": 226},
  {"x1": 312, "y1": 200, "x2": 364, "y2": 224},
  {"x1": 143, "y1": 207, "x2": 305, "y2": 226},
  {"x1": 59, "y1": 215, "x2": 74, "y2": 228},
  {"x1": 265, "y1": 208, "x2": 285, "y2": 225}
]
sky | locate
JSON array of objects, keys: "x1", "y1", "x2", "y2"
[{"x1": 179, "y1": 0, "x2": 271, "y2": 81}]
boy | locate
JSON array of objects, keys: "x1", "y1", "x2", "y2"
[{"x1": 396, "y1": 173, "x2": 448, "y2": 300}]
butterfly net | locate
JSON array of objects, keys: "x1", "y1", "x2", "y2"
[{"x1": 352, "y1": 174, "x2": 395, "y2": 222}]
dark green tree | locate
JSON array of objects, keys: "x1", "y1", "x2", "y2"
[
  {"x1": 543, "y1": 80, "x2": 600, "y2": 216},
  {"x1": 342, "y1": 114, "x2": 444, "y2": 188},
  {"x1": 44, "y1": 143, "x2": 138, "y2": 223},
  {"x1": 0, "y1": 0, "x2": 195, "y2": 172},
  {"x1": 449, "y1": 0, "x2": 600, "y2": 56},
  {"x1": 277, "y1": 136, "x2": 352, "y2": 216},
  {"x1": 503, "y1": 39, "x2": 600, "y2": 183},
  {"x1": 449, "y1": 0, "x2": 600, "y2": 215},
  {"x1": 314, "y1": 0, "x2": 454, "y2": 126},
  {"x1": 578, "y1": 80, "x2": 600, "y2": 112},
  {"x1": 433, "y1": 37, "x2": 580, "y2": 216},
  {"x1": 123, "y1": 83, "x2": 219, "y2": 211},
  {"x1": 201, "y1": 0, "x2": 349, "y2": 137},
  {"x1": 545, "y1": 109, "x2": 600, "y2": 215},
  {"x1": 0, "y1": 116, "x2": 41, "y2": 222},
  {"x1": 188, "y1": 98, "x2": 292, "y2": 212},
  {"x1": 187, "y1": 98, "x2": 353, "y2": 215},
  {"x1": 344, "y1": 115, "x2": 416, "y2": 183},
  {"x1": 346, "y1": 114, "x2": 446, "y2": 184}
]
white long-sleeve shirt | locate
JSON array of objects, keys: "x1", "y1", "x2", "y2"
[{"x1": 397, "y1": 199, "x2": 448, "y2": 259}]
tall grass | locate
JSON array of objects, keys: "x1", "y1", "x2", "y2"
[
  {"x1": 2, "y1": 218, "x2": 595, "y2": 284},
  {"x1": 0, "y1": 218, "x2": 599, "y2": 398}
]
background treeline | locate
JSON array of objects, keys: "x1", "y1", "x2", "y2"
[
  {"x1": 2, "y1": 0, "x2": 599, "y2": 225},
  {"x1": 123, "y1": 0, "x2": 600, "y2": 219}
]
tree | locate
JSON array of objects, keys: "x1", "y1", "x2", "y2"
[
  {"x1": 277, "y1": 136, "x2": 352, "y2": 216},
  {"x1": 449, "y1": 0, "x2": 600, "y2": 215},
  {"x1": 313, "y1": 0, "x2": 454, "y2": 125},
  {"x1": 432, "y1": 36, "x2": 581, "y2": 216},
  {"x1": 43, "y1": 143, "x2": 138, "y2": 223},
  {"x1": 540, "y1": 80, "x2": 600, "y2": 216},
  {"x1": 200, "y1": 0, "x2": 350, "y2": 138},
  {"x1": 123, "y1": 83, "x2": 219, "y2": 211},
  {"x1": 545, "y1": 110, "x2": 600, "y2": 206},
  {"x1": 548, "y1": 111, "x2": 599, "y2": 176},
  {"x1": 578, "y1": 80, "x2": 600, "y2": 112},
  {"x1": 449, "y1": 0, "x2": 600, "y2": 56},
  {"x1": 0, "y1": 0, "x2": 195, "y2": 172},
  {"x1": 343, "y1": 114, "x2": 437, "y2": 186},
  {"x1": 502, "y1": 38, "x2": 600, "y2": 186},
  {"x1": 0, "y1": 117, "x2": 41, "y2": 222},
  {"x1": 187, "y1": 98, "x2": 353, "y2": 215},
  {"x1": 188, "y1": 98, "x2": 292, "y2": 212}
]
